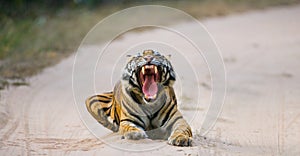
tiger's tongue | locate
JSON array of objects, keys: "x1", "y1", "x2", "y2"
[{"x1": 142, "y1": 75, "x2": 158, "y2": 98}]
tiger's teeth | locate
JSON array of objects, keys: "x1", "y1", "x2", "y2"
[
  {"x1": 145, "y1": 65, "x2": 152, "y2": 69},
  {"x1": 145, "y1": 94, "x2": 157, "y2": 100},
  {"x1": 142, "y1": 67, "x2": 145, "y2": 75},
  {"x1": 154, "y1": 66, "x2": 158, "y2": 74}
]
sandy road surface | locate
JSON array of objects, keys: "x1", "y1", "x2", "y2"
[{"x1": 1, "y1": 5, "x2": 300, "y2": 156}]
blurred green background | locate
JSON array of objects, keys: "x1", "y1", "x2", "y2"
[{"x1": 0, "y1": 0, "x2": 299, "y2": 88}]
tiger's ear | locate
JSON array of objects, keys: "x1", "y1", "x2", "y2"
[
  {"x1": 165, "y1": 54, "x2": 171, "y2": 60},
  {"x1": 126, "y1": 54, "x2": 134, "y2": 62}
]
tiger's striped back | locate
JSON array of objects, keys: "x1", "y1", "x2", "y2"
[{"x1": 85, "y1": 92, "x2": 120, "y2": 132}]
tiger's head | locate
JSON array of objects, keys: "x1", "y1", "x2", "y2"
[{"x1": 122, "y1": 50, "x2": 176, "y2": 102}]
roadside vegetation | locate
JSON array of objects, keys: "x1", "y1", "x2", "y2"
[{"x1": 0, "y1": 0, "x2": 299, "y2": 89}]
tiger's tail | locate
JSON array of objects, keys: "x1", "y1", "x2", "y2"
[{"x1": 85, "y1": 92, "x2": 119, "y2": 132}]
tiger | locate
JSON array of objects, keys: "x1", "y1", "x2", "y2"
[{"x1": 85, "y1": 50, "x2": 192, "y2": 146}]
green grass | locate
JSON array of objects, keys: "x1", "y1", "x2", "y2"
[
  {"x1": 1, "y1": 8, "x2": 104, "y2": 79},
  {"x1": 0, "y1": 0, "x2": 299, "y2": 88}
]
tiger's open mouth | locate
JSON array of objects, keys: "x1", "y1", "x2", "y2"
[{"x1": 139, "y1": 64, "x2": 160, "y2": 101}]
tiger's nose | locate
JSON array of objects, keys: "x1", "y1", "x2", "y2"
[{"x1": 144, "y1": 55, "x2": 153, "y2": 63}]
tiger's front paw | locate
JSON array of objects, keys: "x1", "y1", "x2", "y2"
[
  {"x1": 123, "y1": 129, "x2": 148, "y2": 140},
  {"x1": 168, "y1": 133, "x2": 192, "y2": 146}
]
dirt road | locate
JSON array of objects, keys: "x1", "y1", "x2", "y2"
[{"x1": 1, "y1": 5, "x2": 300, "y2": 156}]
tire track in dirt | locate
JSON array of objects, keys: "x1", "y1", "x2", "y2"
[
  {"x1": 22, "y1": 91, "x2": 36, "y2": 156},
  {"x1": 0, "y1": 90, "x2": 9, "y2": 130},
  {"x1": 277, "y1": 88, "x2": 285, "y2": 155},
  {"x1": 0, "y1": 120, "x2": 19, "y2": 148},
  {"x1": 24, "y1": 116, "x2": 31, "y2": 156},
  {"x1": 27, "y1": 138, "x2": 104, "y2": 151},
  {"x1": 0, "y1": 89, "x2": 22, "y2": 151},
  {"x1": 1, "y1": 137, "x2": 104, "y2": 153}
]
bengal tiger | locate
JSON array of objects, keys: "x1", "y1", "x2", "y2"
[{"x1": 86, "y1": 50, "x2": 192, "y2": 146}]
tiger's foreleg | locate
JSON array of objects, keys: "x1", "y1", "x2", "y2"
[
  {"x1": 85, "y1": 93, "x2": 119, "y2": 132},
  {"x1": 119, "y1": 120, "x2": 148, "y2": 140},
  {"x1": 167, "y1": 111, "x2": 193, "y2": 146}
]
